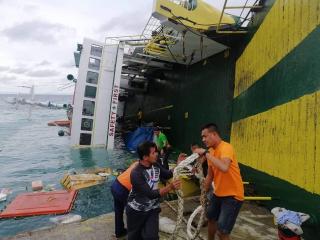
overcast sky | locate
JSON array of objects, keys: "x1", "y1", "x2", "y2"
[{"x1": 0, "y1": 0, "x2": 244, "y2": 95}]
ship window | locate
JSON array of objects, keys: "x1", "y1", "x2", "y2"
[
  {"x1": 82, "y1": 100, "x2": 95, "y2": 116},
  {"x1": 80, "y1": 133, "x2": 92, "y2": 145},
  {"x1": 88, "y1": 57, "x2": 100, "y2": 71},
  {"x1": 86, "y1": 71, "x2": 99, "y2": 84},
  {"x1": 84, "y1": 86, "x2": 97, "y2": 99},
  {"x1": 91, "y1": 44, "x2": 103, "y2": 57},
  {"x1": 81, "y1": 118, "x2": 93, "y2": 131},
  {"x1": 180, "y1": 0, "x2": 197, "y2": 10}
]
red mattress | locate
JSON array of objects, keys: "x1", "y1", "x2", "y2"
[{"x1": 0, "y1": 190, "x2": 77, "y2": 218}]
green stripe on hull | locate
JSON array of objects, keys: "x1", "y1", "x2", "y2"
[
  {"x1": 233, "y1": 27, "x2": 320, "y2": 122},
  {"x1": 241, "y1": 164, "x2": 320, "y2": 239}
]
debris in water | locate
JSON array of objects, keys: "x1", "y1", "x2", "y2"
[
  {"x1": 50, "y1": 214, "x2": 82, "y2": 224},
  {"x1": 0, "y1": 193, "x2": 7, "y2": 202},
  {"x1": 32, "y1": 180, "x2": 43, "y2": 191}
]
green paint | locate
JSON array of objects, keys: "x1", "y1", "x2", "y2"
[
  {"x1": 241, "y1": 164, "x2": 320, "y2": 239},
  {"x1": 125, "y1": 51, "x2": 236, "y2": 153},
  {"x1": 233, "y1": 26, "x2": 320, "y2": 122},
  {"x1": 169, "y1": 52, "x2": 235, "y2": 152}
]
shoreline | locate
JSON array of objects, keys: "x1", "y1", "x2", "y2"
[{"x1": 4, "y1": 198, "x2": 278, "y2": 240}]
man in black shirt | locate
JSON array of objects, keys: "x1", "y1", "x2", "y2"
[{"x1": 126, "y1": 141, "x2": 181, "y2": 240}]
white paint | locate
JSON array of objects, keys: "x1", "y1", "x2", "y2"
[
  {"x1": 106, "y1": 43, "x2": 124, "y2": 149},
  {"x1": 70, "y1": 39, "x2": 124, "y2": 149}
]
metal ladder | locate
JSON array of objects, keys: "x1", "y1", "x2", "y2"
[{"x1": 216, "y1": 0, "x2": 263, "y2": 34}]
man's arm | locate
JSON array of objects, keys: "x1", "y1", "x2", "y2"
[
  {"x1": 206, "y1": 154, "x2": 231, "y2": 173},
  {"x1": 157, "y1": 162, "x2": 173, "y2": 179},
  {"x1": 193, "y1": 148, "x2": 231, "y2": 173},
  {"x1": 159, "y1": 179, "x2": 180, "y2": 196}
]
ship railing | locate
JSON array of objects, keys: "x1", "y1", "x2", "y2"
[
  {"x1": 216, "y1": 0, "x2": 263, "y2": 34},
  {"x1": 105, "y1": 35, "x2": 151, "y2": 59},
  {"x1": 141, "y1": 16, "x2": 162, "y2": 39},
  {"x1": 105, "y1": 35, "x2": 149, "y2": 46}
]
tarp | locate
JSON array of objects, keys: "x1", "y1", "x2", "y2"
[{"x1": 125, "y1": 127, "x2": 153, "y2": 152}]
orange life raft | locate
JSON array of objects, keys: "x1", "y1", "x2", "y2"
[
  {"x1": 47, "y1": 120, "x2": 71, "y2": 127},
  {"x1": 0, "y1": 190, "x2": 77, "y2": 218}
]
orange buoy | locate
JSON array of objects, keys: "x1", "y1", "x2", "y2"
[{"x1": 0, "y1": 190, "x2": 77, "y2": 218}]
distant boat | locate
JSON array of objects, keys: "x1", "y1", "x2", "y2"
[
  {"x1": 5, "y1": 97, "x2": 17, "y2": 104},
  {"x1": 6, "y1": 98, "x2": 67, "y2": 109}
]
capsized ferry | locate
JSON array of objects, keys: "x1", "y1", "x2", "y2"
[{"x1": 68, "y1": 1, "x2": 320, "y2": 238}]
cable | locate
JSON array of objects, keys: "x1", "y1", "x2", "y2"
[
  {"x1": 172, "y1": 13, "x2": 229, "y2": 40},
  {"x1": 176, "y1": 15, "x2": 232, "y2": 27},
  {"x1": 160, "y1": 4, "x2": 233, "y2": 27},
  {"x1": 160, "y1": 27, "x2": 179, "y2": 63}
]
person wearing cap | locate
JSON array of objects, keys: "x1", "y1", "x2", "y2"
[
  {"x1": 153, "y1": 127, "x2": 171, "y2": 169},
  {"x1": 111, "y1": 161, "x2": 138, "y2": 239}
]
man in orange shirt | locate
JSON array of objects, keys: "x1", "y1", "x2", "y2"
[
  {"x1": 111, "y1": 162, "x2": 138, "y2": 238},
  {"x1": 194, "y1": 123, "x2": 244, "y2": 240}
]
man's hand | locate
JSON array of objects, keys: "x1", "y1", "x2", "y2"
[
  {"x1": 160, "y1": 179, "x2": 181, "y2": 196},
  {"x1": 203, "y1": 179, "x2": 211, "y2": 193},
  {"x1": 177, "y1": 153, "x2": 187, "y2": 164},
  {"x1": 170, "y1": 179, "x2": 181, "y2": 190},
  {"x1": 160, "y1": 149, "x2": 164, "y2": 155},
  {"x1": 193, "y1": 148, "x2": 206, "y2": 155},
  {"x1": 191, "y1": 167, "x2": 198, "y2": 174}
]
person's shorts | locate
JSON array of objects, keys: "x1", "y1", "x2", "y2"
[{"x1": 206, "y1": 194, "x2": 243, "y2": 234}]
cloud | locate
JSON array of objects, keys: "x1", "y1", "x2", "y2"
[
  {"x1": 60, "y1": 60, "x2": 75, "y2": 68},
  {"x1": 37, "y1": 60, "x2": 51, "y2": 66},
  {"x1": 2, "y1": 20, "x2": 76, "y2": 44},
  {"x1": 0, "y1": 66, "x2": 9, "y2": 72},
  {"x1": 23, "y1": 4, "x2": 38, "y2": 13},
  {"x1": 10, "y1": 66, "x2": 29, "y2": 74},
  {"x1": 98, "y1": 11, "x2": 149, "y2": 35},
  {"x1": 0, "y1": 74, "x2": 17, "y2": 83},
  {"x1": 26, "y1": 69, "x2": 60, "y2": 77}
]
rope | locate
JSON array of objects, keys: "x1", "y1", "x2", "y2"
[
  {"x1": 186, "y1": 160, "x2": 207, "y2": 240},
  {"x1": 170, "y1": 153, "x2": 207, "y2": 240},
  {"x1": 164, "y1": 200, "x2": 205, "y2": 240}
]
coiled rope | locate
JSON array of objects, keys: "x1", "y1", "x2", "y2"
[
  {"x1": 170, "y1": 153, "x2": 207, "y2": 240},
  {"x1": 186, "y1": 159, "x2": 207, "y2": 240}
]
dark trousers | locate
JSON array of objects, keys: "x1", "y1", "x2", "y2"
[
  {"x1": 157, "y1": 146, "x2": 171, "y2": 170},
  {"x1": 111, "y1": 179, "x2": 129, "y2": 237},
  {"x1": 126, "y1": 206, "x2": 160, "y2": 240}
]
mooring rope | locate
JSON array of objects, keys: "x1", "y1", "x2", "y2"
[
  {"x1": 170, "y1": 153, "x2": 207, "y2": 240},
  {"x1": 186, "y1": 159, "x2": 207, "y2": 240}
]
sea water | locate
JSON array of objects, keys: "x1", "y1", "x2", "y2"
[{"x1": 0, "y1": 94, "x2": 134, "y2": 237}]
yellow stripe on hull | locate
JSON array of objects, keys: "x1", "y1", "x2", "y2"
[
  {"x1": 231, "y1": 91, "x2": 320, "y2": 194},
  {"x1": 234, "y1": 0, "x2": 320, "y2": 97}
]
